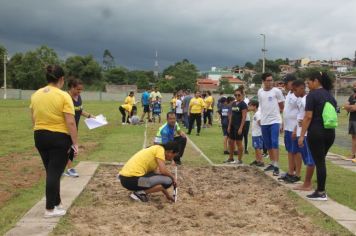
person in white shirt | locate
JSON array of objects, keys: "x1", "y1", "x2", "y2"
[
  {"x1": 248, "y1": 100, "x2": 265, "y2": 167},
  {"x1": 292, "y1": 79, "x2": 315, "y2": 191},
  {"x1": 258, "y1": 73, "x2": 285, "y2": 176},
  {"x1": 280, "y1": 74, "x2": 303, "y2": 183},
  {"x1": 175, "y1": 95, "x2": 183, "y2": 123}
]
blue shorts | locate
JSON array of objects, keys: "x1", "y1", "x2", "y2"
[
  {"x1": 297, "y1": 136, "x2": 315, "y2": 166},
  {"x1": 261, "y1": 123, "x2": 280, "y2": 149},
  {"x1": 284, "y1": 131, "x2": 298, "y2": 154},
  {"x1": 222, "y1": 124, "x2": 228, "y2": 136},
  {"x1": 252, "y1": 136, "x2": 263, "y2": 150}
]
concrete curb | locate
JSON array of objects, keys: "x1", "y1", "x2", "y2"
[{"x1": 5, "y1": 161, "x2": 99, "y2": 236}]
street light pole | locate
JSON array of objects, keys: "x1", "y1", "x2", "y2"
[
  {"x1": 3, "y1": 52, "x2": 6, "y2": 100},
  {"x1": 260, "y1": 34, "x2": 267, "y2": 73}
]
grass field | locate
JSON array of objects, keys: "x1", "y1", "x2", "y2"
[{"x1": 0, "y1": 99, "x2": 355, "y2": 235}]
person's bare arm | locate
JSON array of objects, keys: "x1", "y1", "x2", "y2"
[
  {"x1": 298, "y1": 111, "x2": 313, "y2": 147},
  {"x1": 239, "y1": 109, "x2": 247, "y2": 135},
  {"x1": 64, "y1": 113, "x2": 78, "y2": 154},
  {"x1": 81, "y1": 111, "x2": 94, "y2": 118},
  {"x1": 278, "y1": 102, "x2": 284, "y2": 112},
  {"x1": 30, "y1": 108, "x2": 35, "y2": 126},
  {"x1": 157, "y1": 158, "x2": 176, "y2": 185}
]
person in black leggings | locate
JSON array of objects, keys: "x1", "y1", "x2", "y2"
[{"x1": 298, "y1": 71, "x2": 336, "y2": 201}]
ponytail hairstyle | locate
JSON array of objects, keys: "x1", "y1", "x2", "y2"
[
  {"x1": 308, "y1": 71, "x2": 333, "y2": 91},
  {"x1": 67, "y1": 77, "x2": 83, "y2": 89},
  {"x1": 46, "y1": 65, "x2": 65, "y2": 83}
]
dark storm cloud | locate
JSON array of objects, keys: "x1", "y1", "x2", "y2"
[{"x1": 0, "y1": 0, "x2": 356, "y2": 70}]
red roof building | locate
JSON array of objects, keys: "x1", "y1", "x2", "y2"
[{"x1": 196, "y1": 78, "x2": 219, "y2": 92}]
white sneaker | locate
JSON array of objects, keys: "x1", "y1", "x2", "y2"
[
  {"x1": 67, "y1": 168, "x2": 79, "y2": 177},
  {"x1": 122, "y1": 122, "x2": 127, "y2": 125},
  {"x1": 44, "y1": 208, "x2": 66, "y2": 218},
  {"x1": 55, "y1": 203, "x2": 65, "y2": 210}
]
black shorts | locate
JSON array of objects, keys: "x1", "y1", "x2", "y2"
[
  {"x1": 119, "y1": 173, "x2": 172, "y2": 191},
  {"x1": 143, "y1": 105, "x2": 150, "y2": 113},
  {"x1": 349, "y1": 121, "x2": 356, "y2": 135},
  {"x1": 228, "y1": 126, "x2": 243, "y2": 141}
]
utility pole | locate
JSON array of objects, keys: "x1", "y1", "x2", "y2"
[
  {"x1": 154, "y1": 50, "x2": 159, "y2": 79},
  {"x1": 3, "y1": 52, "x2": 6, "y2": 100},
  {"x1": 260, "y1": 34, "x2": 267, "y2": 73}
]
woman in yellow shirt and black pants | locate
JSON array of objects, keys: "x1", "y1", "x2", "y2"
[
  {"x1": 30, "y1": 65, "x2": 78, "y2": 218},
  {"x1": 188, "y1": 91, "x2": 205, "y2": 136}
]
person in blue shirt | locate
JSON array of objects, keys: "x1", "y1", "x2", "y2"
[
  {"x1": 154, "y1": 112, "x2": 187, "y2": 165},
  {"x1": 140, "y1": 89, "x2": 152, "y2": 122},
  {"x1": 152, "y1": 97, "x2": 162, "y2": 123}
]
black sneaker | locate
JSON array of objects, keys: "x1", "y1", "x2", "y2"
[
  {"x1": 264, "y1": 164, "x2": 274, "y2": 172},
  {"x1": 256, "y1": 162, "x2": 265, "y2": 167},
  {"x1": 273, "y1": 167, "x2": 279, "y2": 176},
  {"x1": 244, "y1": 150, "x2": 249, "y2": 155},
  {"x1": 130, "y1": 191, "x2": 148, "y2": 202},
  {"x1": 285, "y1": 175, "x2": 301, "y2": 183},
  {"x1": 306, "y1": 191, "x2": 328, "y2": 201},
  {"x1": 250, "y1": 160, "x2": 258, "y2": 166},
  {"x1": 278, "y1": 173, "x2": 292, "y2": 181},
  {"x1": 223, "y1": 151, "x2": 230, "y2": 155}
]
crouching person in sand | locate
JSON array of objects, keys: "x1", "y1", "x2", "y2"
[{"x1": 119, "y1": 141, "x2": 178, "y2": 202}]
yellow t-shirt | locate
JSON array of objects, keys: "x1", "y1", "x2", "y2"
[
  {"x1": 205, "y1": 96, "x2": 213, "y2": 110},
  {"x1": 121, "y1": 104, "x2": 133, "y2": 112},
  {"x1": 171, "y1": 97, "x2": 177, "y2": 109},
  {"x1": 189, "y1": 97, "x2": 205, "y2": 114},
  {"x1": 124, "y1": 96, "x2": 135, "y2": 106},
  {"x1": 119, "y1": 145, "x2": 165, "y2": 177},
  {"x1": 30, "y1": 85, "x2": 74, "y2": 134},
  {"x1": 150, "y1": 91, "x2": 162, "y2": 102}
]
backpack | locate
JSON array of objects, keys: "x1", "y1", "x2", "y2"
[{"x1": 322, "y1": 102, "x2": 338, "y2": 129}]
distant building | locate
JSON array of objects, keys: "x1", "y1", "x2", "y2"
[
  {"x1": 196, "y1": 78, "x2": 219, "y2": 92},
  {"x1": 221, "y1": 75, "x2": 245, "y2": 90},
  {"x1": 200, "y1": 67, "x2": 244, "y2": 82},
  {"x1": 339, "y1": 74, "x2": 356, "y2": 88},
  {"x1": 279, "y1": 65, "x2": 296, "y2": 77},
  {"x1": 300, "y1": 58, "x2": 311, "y2": 67}
]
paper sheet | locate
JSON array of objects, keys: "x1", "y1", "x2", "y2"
[{"x1": 84, "y1": 114, "x2": 108, "y2": 130}]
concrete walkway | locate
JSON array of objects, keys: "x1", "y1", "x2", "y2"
[
  {"x1": 5, "y1": 161, "x2": 99, "y2": 236},
  {"x1": 327, "y1": 152, "x2": 356, "y2": 173}
]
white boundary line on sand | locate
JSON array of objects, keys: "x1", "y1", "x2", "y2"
[
  {"x1": 143, "y1": 121, "x2": 148, "y2": 149},
  {"x1": 186, "y1": 136, "x2": 214, "y2": 166}
]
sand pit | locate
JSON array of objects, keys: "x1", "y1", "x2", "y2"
[{"x1": 59, "y1": 165, "x2": 329, "y2": 236}]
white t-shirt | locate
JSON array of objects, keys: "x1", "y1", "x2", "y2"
[
  {"x1": 251, "y1": 110, "x2": 262, "y2": 137},
  {"x1": 244, "y1": 97, "x2": 251, "y2": 122},
  {"x1": 283, "y1": 91, "x2": 299, "y2": 131},
  {"x1": 297, "y1": 95, "x2": 307, "y2": 137},
  {"x1": 176, "y1": 99, "x2": 183, "y2": 114},
  {"x1": 258, "y1": 87, "x2": 285, "y2": 125}
]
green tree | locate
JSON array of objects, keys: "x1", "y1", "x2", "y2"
[
  {"x1": 127, "y1": 70, "x2": 152, "y2": 89},
  {"x1": 296, "y1": 67, "x2": 335, "y2": 80},
  {"x1": 65, "y1": 55, "x2": 102, "y2": 85},
  {"x1": 162, "y1": 59, "x2": 198, "y2": 91},
  {"x1": 218, "y1": 78, "x2": 234, "y2": 94},
  {"x1": 244, "y1": 62, "x2": 254, "y2": 69},
  {"x1": 104, "y1": 66, "x2": 128, "y2": 84},
  {"x1": 7, "y1": 45, "x2": 60, "y2": 89}
]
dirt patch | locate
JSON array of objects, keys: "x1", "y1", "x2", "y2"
[
  {"x1": 0, "y1": 141, "x2": 99, "y2": 207},
  {"x1": 61, "y1": 165, "x2": 328, "y2": 236}
]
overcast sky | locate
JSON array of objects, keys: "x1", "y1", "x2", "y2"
[{"x1": 0, "y1": 0, "x2": 355, "y2": 70}]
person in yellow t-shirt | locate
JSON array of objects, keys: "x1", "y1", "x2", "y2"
[
  {"x1": 170, "y1": 93, "x2": 177, "y2": 112},
  {"x1": 30, "y1": 65, "x2": 78, "y2": 218},
  {"x1": 119, "y1": 141, "x2": 179, "y2": 202},
  {"x1": 204, "y1": 91, "x2": 214, "y2": 128},
  {"x1": 187, "y1": 91, "x2": 205, "y2": 136},
  {"x1": 119, "y1": 103, "x2": 133, "y2": 125},
  {"x1": 124, "y1": 91, "x2": 138, "y2": 117}
]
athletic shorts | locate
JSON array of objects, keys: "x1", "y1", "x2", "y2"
[
  {"x1": 296, "y1": 136, "x2": 315, "y2": 166},
  {"x1": 119, "y1": 172, "x2": 172, "y2": 191},
  {"x1": 349, "y1": 121, "x2": 356, "y2": 135},
  {"x1": 153, "y1": 112, "x2": 161, "y2": 116},
  {"x1": 252, "y1": 136, "x2": 264, "y2": 150},
  {"x1": 284, "y1": 131, "x2": 298, "y2": 154},
  {"x1": 228, "y1": 125, "x2": 243, "y2": 141},
  {"x1": 222, "y1": 124, "x2": 228, "y2": 136},
  {"x1": 261, "y1": 123, "x2": 280, "y2": 149},
  {"x1": 143, "y1": 105, "x2": 150, "y2": 113}
]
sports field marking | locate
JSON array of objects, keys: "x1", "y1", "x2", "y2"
[
  {"x1": 186, "y1": 136, "x2": 214, "y2": 165},
  {"x1": 143, "y1": 121, "x2": 148, "y2": 148}
]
